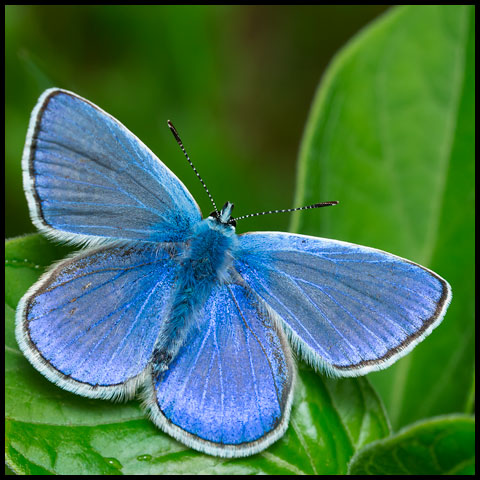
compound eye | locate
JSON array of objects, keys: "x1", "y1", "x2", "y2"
[
  {"x1": 208, "y1": 211, "x2": 219, "y2": 219},
  {"x1": 229, "y1": 219, "x2": 237, "y2": 228}
]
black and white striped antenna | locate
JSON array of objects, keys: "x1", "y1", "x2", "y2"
[
  {"x1": 168, "y1": 120, "x2": 218, "y2": 214},
  {"x1": 234, "y1": 201, "x2": 338, "y2": 222},
  {"x1": 167, "y1": 121, "x2": 338, "y2": 222}
]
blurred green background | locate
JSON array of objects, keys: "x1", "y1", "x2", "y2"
[{"x1": 5, "y1": 5, "x2": 389, "y2": 238}]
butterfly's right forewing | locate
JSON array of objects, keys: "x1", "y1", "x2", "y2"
[{"x1": 235, "y1": 232, "x2": 451, "y2": 377}]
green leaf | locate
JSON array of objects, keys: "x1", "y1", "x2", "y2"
[
  {"x1": 291, "y1": 5, "x2": 475, "y2": 429},
  {"x1": 348, "y1": 415, "x2": 475, "y2": 475},
  {"x1": 5, "y1": 234, "x2": 390, "y2": 474},
  {"x1": 465, "y1": 371, "x2": 475, "y2": 415}
]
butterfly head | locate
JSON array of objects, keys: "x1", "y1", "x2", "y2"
[{"x1": 208, "y1": 201, "x2": 236, "y2": 229}]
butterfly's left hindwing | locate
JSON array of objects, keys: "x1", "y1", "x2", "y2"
[
  {"x1": 16, "y1": 243, "x2": 179, "y2": 400},
  {"x1": 143, "y1": 282, "x2": 295, "y2": 458},
  {"x1": 235, "y1": 232, "x2": 451, "y2": 377},
  {"x1": 23, "y1": 89, "x2": 202, "y2": 246}
]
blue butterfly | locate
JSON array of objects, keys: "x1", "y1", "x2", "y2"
[{"x1": 16, "y1": 89, "x2": 452, "y2": 458}]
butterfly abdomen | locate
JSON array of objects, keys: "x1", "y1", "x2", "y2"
[{"x1": 152, "y1": 219, "x2": 238, "y2": 373}]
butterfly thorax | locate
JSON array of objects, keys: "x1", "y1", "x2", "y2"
[
  {"x1": 152, "y1": 217, "x2": 238, "y2": 373},
  {"x1": 182, "y1": 217, "x2": 238, "y2": 282}
]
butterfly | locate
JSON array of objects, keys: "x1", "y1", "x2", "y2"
[{"x1": 16, "y1": 88, "x2": 452, "y2": 458}]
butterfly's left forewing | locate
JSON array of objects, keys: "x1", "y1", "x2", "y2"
[
  {"x1": 143, "y1": 282, "x2": 295, "y2": 457},
  {"x1": 23, "y1": 89, "x2": 202, "y2": 246},
  {"x1": 235, "y1": 232, "x2": 451, "y2": 377}
]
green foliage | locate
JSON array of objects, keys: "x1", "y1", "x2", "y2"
[
  {"x1": 292, "y1": 4, "x2": 475, "y2": 430},
  {"x1": 5, "y1": 4, "x2": 474, "y2": 475},
  {"x1": 348, "y1": 416, "x2": 475, "y2": 475}
]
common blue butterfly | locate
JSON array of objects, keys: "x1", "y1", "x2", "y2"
[{"x1": 16, "y1": 89, "x2": 452, "y2": 457}]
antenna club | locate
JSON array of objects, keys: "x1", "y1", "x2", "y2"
[
  {"x1": 235, "y1": 200, "x2": 339, "y2": 222},
  {"x1": 167, "y1": 120, "x2": 182, "y2": 144},
  {"x1": 313, "y1": 201, "x2": 339, "y2": 207},
  {"x1": 167, "y1": 121, "x2": 218, "y2": 213}
]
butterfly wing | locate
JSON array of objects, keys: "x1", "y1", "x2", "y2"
[
  {"x1": 144, "y1": 282, "x2": 295, "y2": 458},
  {"x1": 235, "y1": 232, "x2": 451, "y2": 377},
  {"x1": 16, "y1": 243, "x2": 178, "y2": 400},
  {"x1": 23, "y1": 88, "x2": 201, "y2": 246}
]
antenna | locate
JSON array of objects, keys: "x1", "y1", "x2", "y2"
[
  {"x1": 234, "y1": 201, "x2": 338, "y2": 222},
  {"x1": 167, "y1": 120, "x2": 218, "y2": 214}
]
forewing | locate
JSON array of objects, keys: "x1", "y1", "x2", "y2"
[
  {"x1": 235, "y1": 232, "x2": 451, "y2": 377},
  {"x1": 144, "y1": 282, "x2": 295, "y2": 458},
  {"x1": 16, "y1": 243, "x2": 178, "y2": 400},
  {"x1": 23, "y1": 88, "x2": 201, "y2": 245}
]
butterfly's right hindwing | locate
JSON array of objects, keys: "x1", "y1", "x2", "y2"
[{"x1": 144, "y1": 281, "x2": 295, "y2": 458}]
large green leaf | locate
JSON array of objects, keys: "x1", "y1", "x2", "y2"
[
  {"x1": 291, "y1": 5, "x2": 475, "y2": 429},
  {"x1": 5, "y1": 235, "x2": 389, "y2": 474},
  {"x1": 348, "y1": 415, "x2": 475, "y2": 475}
]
